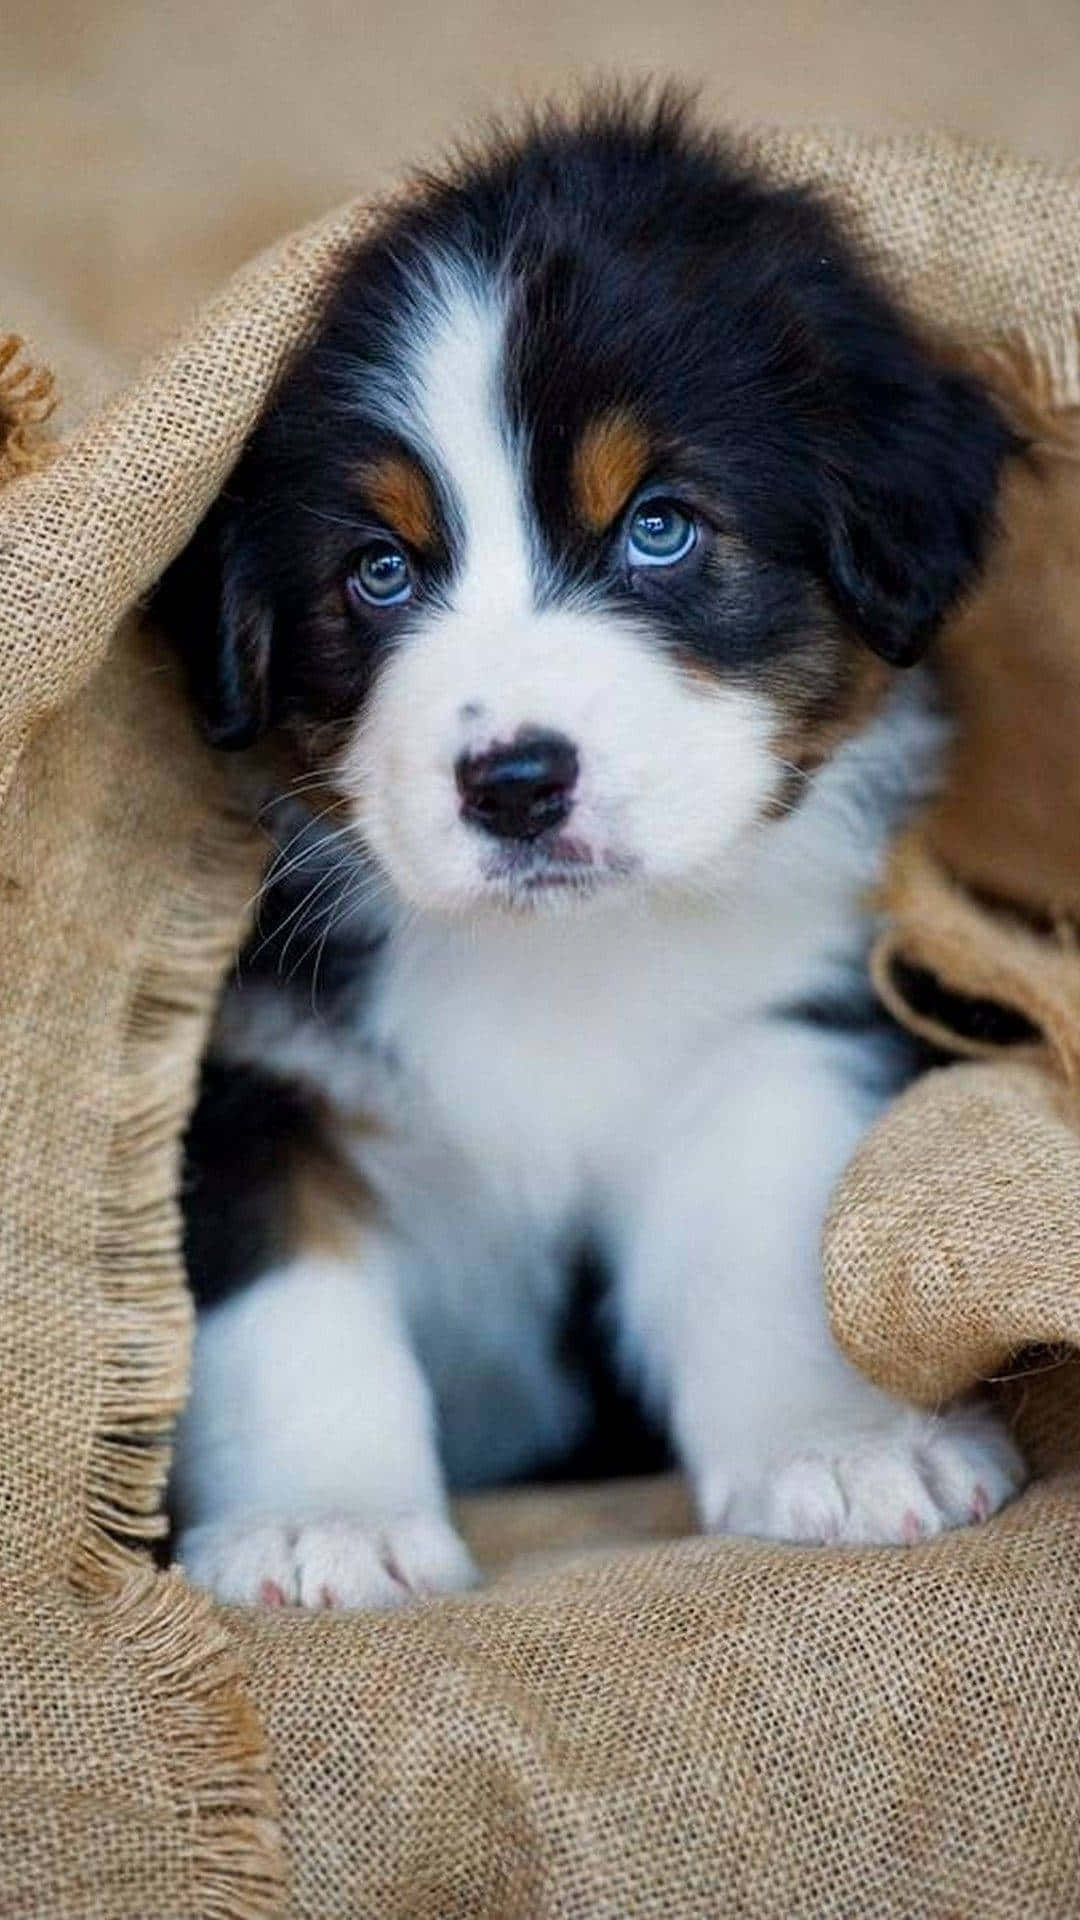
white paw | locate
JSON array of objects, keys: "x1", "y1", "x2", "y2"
[
  {"x1": 698, "y1": 1402, "x2": 1026, "y2": 1547},
  {"x1": 176, "y1": 1511, "x2": 478, "y2": 1609}
]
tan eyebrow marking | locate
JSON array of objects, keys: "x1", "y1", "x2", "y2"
[
  {"x1": 571, "y1": 409, "x2": 652, "y2": 533},
  {"x1": 350, "y1": 453, "x2": 437, "y2": 552}
]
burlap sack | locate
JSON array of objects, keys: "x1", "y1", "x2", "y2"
[{"x1": 3, "y1": 128, "x2": 1080, "y2": 1919}]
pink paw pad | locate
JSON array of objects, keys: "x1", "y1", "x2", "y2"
[
  {"x1": 970, "y1": 1484, "x2": 990, "y2": 1524},
  {"x1": 900, "y1": 1509, "x2": 924, "y2": 1546},
  {"x1": 258, "y1": 1579, "x2": 286, "y2": 1608}
]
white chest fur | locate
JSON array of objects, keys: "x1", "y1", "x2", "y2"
[{"x1": 365, "y1": 886, "x2": 835, "y2": 1220}]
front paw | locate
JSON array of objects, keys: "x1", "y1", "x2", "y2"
[
  {"x1": 176, "y1": 1510, "x2": 478, "y2": 1609},
  {"x1": 699, "y1": 1403, "x2": 1026, "y2": 1546}
]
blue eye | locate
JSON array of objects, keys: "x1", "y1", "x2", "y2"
[
  {"x1": 626, "y1": 499, "x2": 698, "y2": 569},
  {"x1": 346, "y1": 540, "x2": 413, "y2": 609}
]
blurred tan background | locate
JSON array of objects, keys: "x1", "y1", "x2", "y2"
[{"x1": 3, "y1": 0, "x2": 1079, "y2": 377}]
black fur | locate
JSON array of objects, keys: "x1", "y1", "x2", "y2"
[
  {"x1": 155, "y1": 89, "x2": 1016, "y2": 749},
  {"x1": 182, "y1": 1062, "x2": 318, "y2": 1305}
]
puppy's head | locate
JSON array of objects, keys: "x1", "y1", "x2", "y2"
[{"x1": 159, "y1": 93, "x2": 1015, "y2": 914}]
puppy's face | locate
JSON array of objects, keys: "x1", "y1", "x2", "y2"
[{"x1": 162, "y1": 100, "x2": 1013, "y2": 915}]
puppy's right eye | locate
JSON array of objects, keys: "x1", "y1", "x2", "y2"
[{"x1": 345, "y1": 540, "x2": 413, "y2": 610}]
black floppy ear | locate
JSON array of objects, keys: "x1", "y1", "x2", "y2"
[
  {"x1": 152, "y1": 505, "x2": 273, "y2": 749},
  {"x1": 821, "y1": 351, "x2": 1017, "y2": 666}
]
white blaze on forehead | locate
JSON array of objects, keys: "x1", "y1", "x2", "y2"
[
  {"x1": 341, "y1": 257, "x2": 788, "y2": 919},
  {"x1": 372, "y1": 261, "x2": 534, "y2": 619}
]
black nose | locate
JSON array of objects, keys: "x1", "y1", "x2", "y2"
[{"x1": 455, "y1": 728, "x2": 579, "y2": 842}]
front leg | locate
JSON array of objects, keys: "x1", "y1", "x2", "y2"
[
  {"x1": 172, "y1": 1237, "x2": 476, "y2": 1608},
  {"x1": 617, "y1": 1019, "x2": 1025, "y2": 1545}
]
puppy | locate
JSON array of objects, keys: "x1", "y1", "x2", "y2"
[{"x1": 161, "y1": 93, "x2": 1026, "y2": 1609}]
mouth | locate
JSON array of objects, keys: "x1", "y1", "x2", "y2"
[{"x1": 480, "y1": 834, "x2": 638, "y2": 907}]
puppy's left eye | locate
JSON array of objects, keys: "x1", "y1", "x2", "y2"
[
  {"x1": 626, "y1": 500, "x2": 698, "y2": 569},
  {"x1": 345, "y1": 539, "x2": 413, "y2": 610}
]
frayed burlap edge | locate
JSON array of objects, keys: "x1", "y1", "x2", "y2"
[
  {"x1": 74, "y1": 800, "x2": 265, "y2": 1593},
  {"x1": 0, "y1": 334, "x2": 56, "y2": 483},
  {"x1": 68, "y1": 781, "x2": 282, "y2": 1913},
  {"x1": 90, "y1": 1566, "x2": 285, "y2": 1920}
]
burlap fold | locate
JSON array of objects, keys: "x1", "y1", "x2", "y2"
[
  {"x1": 3, "y1": 125, "x2": 1080, "y2": 1919},
  {"x1": 233, "y1": 1467, "x2": 1080, "y2": 1920}
]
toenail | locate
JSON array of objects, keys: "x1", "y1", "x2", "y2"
[{"x1": 381, "y1": 1547, "x2": 412, "y2": 1592}]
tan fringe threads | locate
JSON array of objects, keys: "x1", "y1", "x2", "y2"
[
  {"x1": 76, "y1": 785, "x2": 282, "y2": 1915},
  {"x1": 90, "y1": 1566, "x2": 287, "y2": 1918},
  {"x1": 0, "y1": 335, "x2": 57, "y2": 482},
  {"x1": 76, "y1": 798, "x2": 262, "y2": 1593}
]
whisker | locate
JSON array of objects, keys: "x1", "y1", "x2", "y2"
[
  {"x1": 257, "y1": 817, "x2": 356, "y2": 901},
  {"x1": 245, "y1": 856, "x2": 353, "y2": 968},
  {"x1": 264, "y1": 791, "x2": 351, "y2": 855},
  {"x1": 243, "y1": 803, "x2": 356, "y2": 924},
  {"x1": 272, "y1": 769, "x2": 348, "y2": 802},
  {"x1": 273, "y1": 859, "x2": 360, "y2": 972},
  {"x1": 285, "y1": 864, "x2": 397, "y2": 1001}
]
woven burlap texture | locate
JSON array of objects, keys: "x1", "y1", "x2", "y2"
[{"x1": 2, "y1": 126, "x2": 1080, "y2": 1920}]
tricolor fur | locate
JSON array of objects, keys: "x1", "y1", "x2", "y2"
[{"x1": 160, "y1": 93, "x2": 1025, "y2": 1608}]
